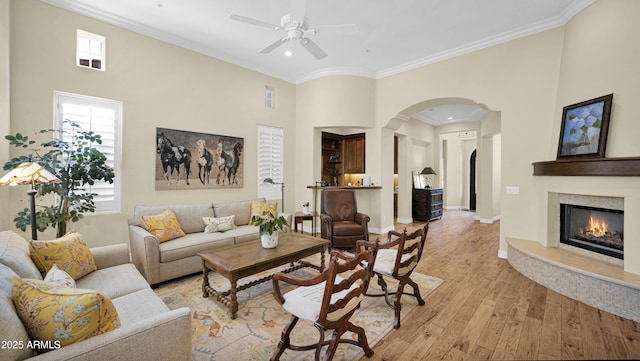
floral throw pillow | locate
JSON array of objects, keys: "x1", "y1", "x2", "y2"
[
  {"x1": 249, "y1": 201, "x2": 278, "y2": 225},
  {"x1": 203, "y1": 215, "x2": 237, "y2": 233},
  {"x1": 142, "y1": 209, "x2": 185, "y2": 243},
  {"x1": 12, "y1": 276, "x2": 120, "y2": 350},
  {"x1": 43, "y1": 264, "x2": 76, "y2": 288},
  {"x1": 30, "y1": 232, "x2": 97, "y2": 280}
]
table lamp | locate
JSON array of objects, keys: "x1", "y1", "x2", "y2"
[
  {"x1": 420, "y1": 167, "x2": 437, "y2": 189},
  {"x1": 0, "y1": 161, "x2": 60, "y2": 240},
  {"x1": 263, "y1": 177, "x2": 284, "y2": 213}
]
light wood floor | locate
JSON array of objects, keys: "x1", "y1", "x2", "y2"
[{"x1": 358, "y1": 210, "x2": 640, "y2": 361}]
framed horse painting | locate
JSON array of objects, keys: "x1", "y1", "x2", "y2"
[{"x1": 155, "y1": 127, "x2": 244, "y2": 190}]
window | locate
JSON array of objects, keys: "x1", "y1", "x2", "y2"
[
  {"x1": 257, "y1": 126, "x2": 283, "y2": 200},
  {"x1": 55, "y1": 91, "x2": 122, "y2": 213},
  {"x1": 77, "y1": 29, "x2": 105, "y2": 71},
  {"x1": 265, "y1": 86, "x2": 275, "y2": 109}
]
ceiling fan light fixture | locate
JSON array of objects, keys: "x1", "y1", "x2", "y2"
[{"x1": 230, "y1": 0, "x2": 351, "y2": 61}]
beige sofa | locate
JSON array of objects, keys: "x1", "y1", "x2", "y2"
[
  {"x1": 128, "y1": 199, "x2": 291, "y2": 286},
  {"x1": 0, "y1": 230, "x2": 191, "y2": 361}
]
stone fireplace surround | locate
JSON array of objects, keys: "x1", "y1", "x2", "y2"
[{"x1": 507, "y1": 181, "x2": 640, "y2": 322}]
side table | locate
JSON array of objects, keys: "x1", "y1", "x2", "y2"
[{"x1": 294, "y1": 211, "x2": 318, "y2": 236}]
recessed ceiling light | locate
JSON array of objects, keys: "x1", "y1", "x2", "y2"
[
  {"x1": 284, "y1": 50, "x2": 293, "y2": 57},
  {"x1": 447, "y1": 117, "x2": 453, "y2": 120}
]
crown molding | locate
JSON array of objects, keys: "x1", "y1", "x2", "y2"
[
  {"x1": 376, "y1": 0, "x2": 596, "y2": 79},
  {"x1": 41, "y1": 0, "x2": 596, "y2": 84},
  {"x1": 40, "y1": 0, "x2": 298, "y2": 83},
  {"x1": 295, "y1": 0, "x2": 596, "y2": 82},
  {"x1": 295, "y1": 67, "x2": 376, "y2": 84}
]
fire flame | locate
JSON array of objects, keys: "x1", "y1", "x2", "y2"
[{"x1": 587, "y1": 214, "x2": 608, "y2": 237}]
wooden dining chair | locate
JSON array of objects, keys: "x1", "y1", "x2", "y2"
[
  {"x1": 270, "y1": 241, "x2": 378, "y2": 361},
  {"x1": 359, "y1": 223, "x2": 429, "y2": 329}
]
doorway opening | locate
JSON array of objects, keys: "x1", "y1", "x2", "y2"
[{"x1": 469, "y1": 149, "x2": 477, "y2": 211}]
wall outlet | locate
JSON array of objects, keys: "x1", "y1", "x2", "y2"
[
  {"x1": 383, "y1": 215, "x2": 386, "y2": 222},
  {"x1": 506, "y1": 186, "x2": 520, "y2": 195}
]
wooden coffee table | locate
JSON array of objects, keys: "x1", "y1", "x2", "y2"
[{"x1": 197, "y1": 232, "x2": 329, "y2": 319}]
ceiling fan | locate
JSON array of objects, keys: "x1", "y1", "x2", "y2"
[{"x1": 230, "y1": 0, "x2": 356, "y2": 60}]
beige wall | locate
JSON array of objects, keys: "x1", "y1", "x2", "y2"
[
  {"x1": 294, "y1": 75, "x2": 376, "y2": 231},
  {"x1": 0, "y1": 0, "x2": 10, "y2": 231},
  {"x1": 477, "y1": 112, "x2": 501, "y2": 223},
  {"x1": 6, "y1": 0, "x2": 296, "y2": 246},
  {"x1": 492, "y1": 134, "x2": 501, "y2": 218},
  {"x1": 533, "y1": 0, "x2": 640, "y2": 274},
  {"x1": 374, "y1": 26, "x2": 566, "y2": 251}
]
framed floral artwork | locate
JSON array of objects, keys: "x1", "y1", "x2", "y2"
[{"x1": 557, "y1": 94, "x2": 613, "y2": 159}]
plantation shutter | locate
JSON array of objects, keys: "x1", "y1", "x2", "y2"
[
  {"x1": 257, "y1": 126, "x2": 283, "y2": 201},
  {"x1": 55, "y1": 92, "x2": 121, "y2": 213}
]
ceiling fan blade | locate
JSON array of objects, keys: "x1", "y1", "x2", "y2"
[
  {"x1": 230, "y1": 14, "x2": 281, "y2": 31},
  {"x1": 289, "y1": 0, "x2": 307, "y2": 22},
  {"x1": 259, "y1": 37, "x2": 290, "y2": 54},
  {"x1": 300, "y1": 37, "x2": 327, "y2": 60}
]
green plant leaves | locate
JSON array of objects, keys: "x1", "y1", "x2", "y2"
[{"x1": 4, "y1": 120, "x2": 115, "y2": 237}]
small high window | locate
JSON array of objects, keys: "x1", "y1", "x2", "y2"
[
  {"x1": 265, "y1": 86, "x2": 275, "y2": 109},
  {"x1": 77, "y1": 30, "x2": 105, "y2": 71}
]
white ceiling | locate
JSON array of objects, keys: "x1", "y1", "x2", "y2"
[
  {"x1": 41, "y1": 0, "x2": 594, "y2": 125},
  {"x1": 413, "y1": 104, "x2": 490, "y2": 127}
]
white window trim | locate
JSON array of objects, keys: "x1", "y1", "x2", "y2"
[
  {"x1": 54, "y1": 91, "x2": 122, "y2": 213},
  {"x1": 265, "y1": 86, "x2": 275, "y2": 109},
  {"x1": 257, "y1": 125, "x2": 284, "y2": 202},
  {"x1": 77, "y1": 29, "x2": 105, "y2": 71}
]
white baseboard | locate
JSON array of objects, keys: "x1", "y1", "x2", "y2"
[
  {"x1": 497, "y1": 249, "x2": 508, "y2": 259},
  {"x1": 443, "y1": 206, "x2": 464, "y2": 210},
  {"x1": 369, "y1": 225, "x2": 395, "y2": 235},
  {"x1": 395, "y1": 217, "x2": 412, "y2": 224},
  {"x1": 301, "y1": 225, "x2": 319, "y2": 235},
  {"x1": 478, "y1": 215, "x2": 501, "y2": 224}
]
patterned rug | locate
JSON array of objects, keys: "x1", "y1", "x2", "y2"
[{"x1": 154, "y1": 253, "x2": 443, "y2": 361}]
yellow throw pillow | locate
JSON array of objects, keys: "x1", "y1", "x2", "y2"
[
  {"x1": 203, "y1": 215, "x2": 237, "y2": 233},
  {"x1": 12, "y1": 277, "x2": 120, "y2": 349},
  {"x1": 30, "y1": 232, "x2": 97, "y2": 280},
  {"x1": 142, "y1": 209, "x2": 185, "y2": 243},
  {"x1": 249, "y1": 200, "x2": 278, "y2": 224}
]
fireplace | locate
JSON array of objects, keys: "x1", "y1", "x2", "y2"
[{"x1": 560, "y1": 203, "x2": 624, "y2": 259}]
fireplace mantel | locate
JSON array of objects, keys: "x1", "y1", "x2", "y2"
[{"x1": 532, "y1": 157, "x2": 640, "y2": 176}]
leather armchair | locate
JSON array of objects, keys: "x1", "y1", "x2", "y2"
[{"x1": 320, "y1": 189, "x2": 370, "y2": 248}]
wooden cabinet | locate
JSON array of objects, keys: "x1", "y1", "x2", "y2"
[
  {"x1": 343, "y1": 134, "x2": 365, "y2": 173},
  {"x1": 322, "y1": 132, "x2": 343, "y2": 186},
  {"x1": 322, "y1": 132, "x2": 365, "y2": 186},
  {"x1": 412, "y1": 188, "x2": 443, "y2": 221}
]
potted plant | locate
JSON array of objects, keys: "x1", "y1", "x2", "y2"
[
  {"x1": 250, "y1": 208, "x2": 289, "y2": 248},
  {"x1": 4, "y1": 120, "x2": 115, "y2": 237},
  {"x1": 302, "y1": 202, "x2": 310, "y2": 214}
]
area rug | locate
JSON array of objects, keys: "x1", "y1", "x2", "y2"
[{"x1": 154, "y1": 253, "x2": 443, "y2": 361}]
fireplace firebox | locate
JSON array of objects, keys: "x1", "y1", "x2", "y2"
[{"x1": 560, "y1": 204, "x2": 624, "y2": 259}]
